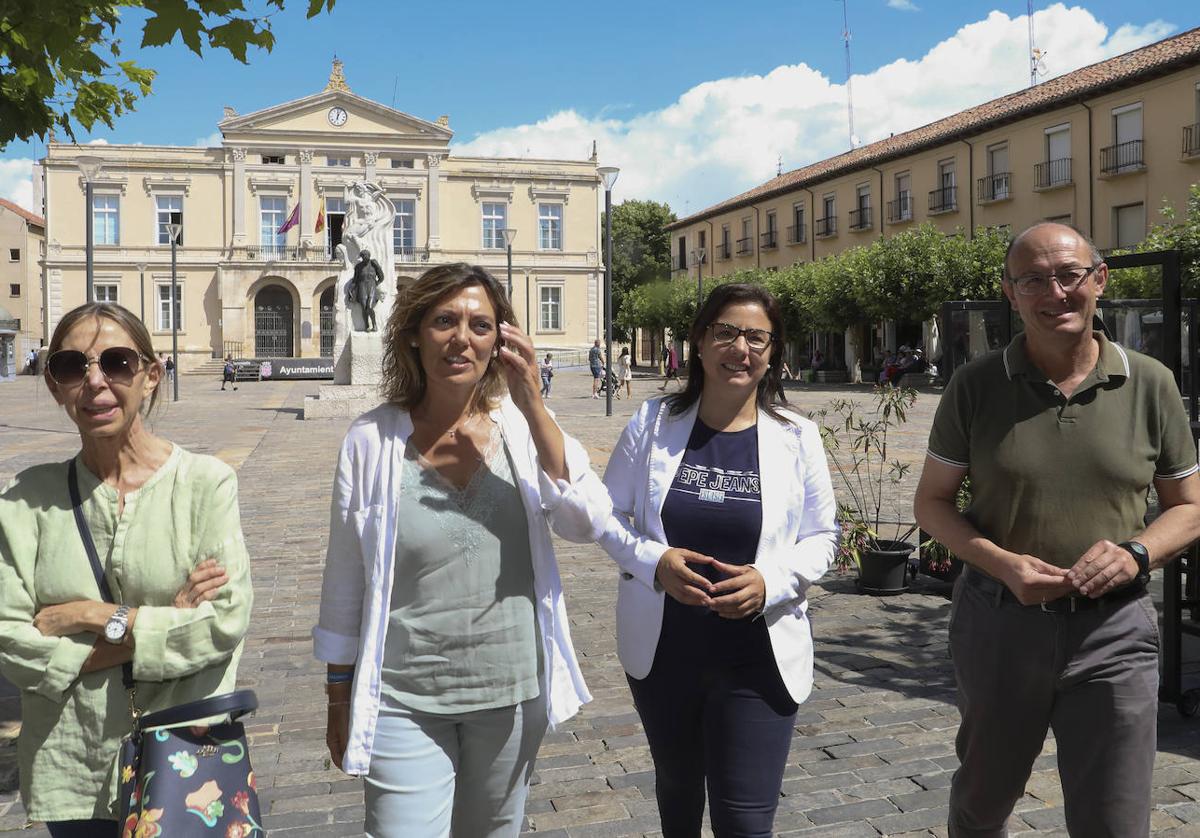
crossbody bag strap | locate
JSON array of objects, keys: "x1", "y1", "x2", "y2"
[{"x1": 68, "y1": 460, "x2": 135, "y2": 695}]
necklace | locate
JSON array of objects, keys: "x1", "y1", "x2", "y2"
[{"x1": 445, "y1": 412, "x2": 480, "y2": 439}]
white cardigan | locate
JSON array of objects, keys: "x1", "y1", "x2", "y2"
[
  {"x1": 313, "y1": 399, "x2": 611, "y2": 776},
  {"x1": 598, "y1": 397, "x2": 838, "y2": 704}
]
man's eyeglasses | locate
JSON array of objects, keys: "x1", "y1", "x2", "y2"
[
  {"x1": 707, "y1": 322, "x2": 774, "y2": 351},
  {"x1": 1009, "y1": 265, "x2": 1100, "y2": 296},
  {"x1": 47, "y1": 347, "x2": 149, "y2": 387}
]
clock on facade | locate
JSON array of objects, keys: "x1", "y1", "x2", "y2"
[{"x1": 328, "y1": 107, "x2": 348, "y2": 127}]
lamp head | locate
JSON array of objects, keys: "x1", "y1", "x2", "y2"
[
  {"x1": 76, "y1": 156, "x2": 104, "y2": 182},
  {"x1": 502, "y1": 227, "x2": 517, "y2": 247},
  {"x1": 597, "y1": 166, "x2": 620, "y2": 191}
]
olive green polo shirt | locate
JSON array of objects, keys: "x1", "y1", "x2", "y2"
[{"x1": 927, "y1": 331, "x2": 1198, "y2": 568}]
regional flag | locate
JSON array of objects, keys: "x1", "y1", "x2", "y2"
[
  {"x1": 276, "y1": 203, "x2": 300, "y2": 235},
  {"x1": 315, "y1": 206, "x2": 325, "y2": 233}
]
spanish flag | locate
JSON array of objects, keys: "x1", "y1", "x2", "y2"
[{"x1": 315, "y1": 205, "x2": 325, "y2": 234}]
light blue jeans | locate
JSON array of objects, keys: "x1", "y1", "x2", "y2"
[{"x1": 364, "y1": 692, "x2": 548, "y2": 838}]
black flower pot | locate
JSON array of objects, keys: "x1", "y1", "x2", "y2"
[{"x1": 857, "y1": 540, "x2": 915, "y2": 595}]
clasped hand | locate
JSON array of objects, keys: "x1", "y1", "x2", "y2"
[
  {"x1": 1000, "y1": 541, "x2": 1138, "y2": 606},
  {"x1": 655, "y1": 547, "x2": 765, "y2": 619}
]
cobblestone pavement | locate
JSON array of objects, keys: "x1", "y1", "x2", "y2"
[{"x1": 3, "y1": 369, "x2": 1200, "y2": 837}]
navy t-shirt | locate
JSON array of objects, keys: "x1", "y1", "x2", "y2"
[{"x1": 659, "y1": 419, "x2": 772, "y2": 662}]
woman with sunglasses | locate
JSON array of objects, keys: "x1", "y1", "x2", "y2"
[
  {"x1": 0, "y1": 302, "x2": 253, "y2": 836},
  {"x1": 598, "y1": 283, "x2": 838, "y2": 837}
]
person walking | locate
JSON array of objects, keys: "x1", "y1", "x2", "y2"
[
  {"x1": 659, "y1": 344, "x2": 679, "y2": 390},
  {"x1": 617, "y1": 347, "x2": 633, "y2": 401},
  {"x1": 315, "y1": 263, "x2": 611, "y2": 838},
  {"x1": 539, "y1": 353, "x2": 554, "y2": 398},
  {"x1": 589, "y1": 339, "x2": 603, "y2": 399},
  {"x1": 161, "y1": 352, "x2": 175, "y2": 388},
  {"x1": 914, "y1": 222, "x2": 1200, "y2": 838},
  {"x1": 221, "y1": 354, "x2": 238, "y2": 391},
  {"x1": 0, "y1": 302, "x2": 252, "y2": 835},
  {"x1": 598, "y1": 283, "x2": 838, "y2": 837}
]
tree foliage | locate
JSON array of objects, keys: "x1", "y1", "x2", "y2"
[
  {"x1": 603, "y1": 199, "x2": 675, "y2": 341},
  {"x1": 1107, "y1": 185, "x2": 1200, "y2": 299},
  {"x1": 0, "y1": 0, "x2": 337, "y2": 148}
]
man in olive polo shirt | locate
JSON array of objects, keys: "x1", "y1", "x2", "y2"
[{"x1": 914, "y1": 222, "x2": 1200, "y2": 838}]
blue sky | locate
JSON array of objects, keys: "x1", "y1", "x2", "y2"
[{"x1": 1, "y1": 1, "x2": 1196, "y2": 213}]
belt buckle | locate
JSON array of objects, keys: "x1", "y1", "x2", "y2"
[{"x1": 1040, "y1": 596, "x2": 1079, "y2": 613}]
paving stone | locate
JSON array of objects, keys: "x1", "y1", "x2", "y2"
[{"x1": 806, "y1": 797, "x2": 900, "y2": 825}]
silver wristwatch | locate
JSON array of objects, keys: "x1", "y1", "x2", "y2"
[{"x1": 104, "y1": 605, "x2": 130, "y2": 645}]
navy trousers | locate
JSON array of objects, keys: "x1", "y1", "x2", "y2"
[{"x1": 627, "y1": 599, "x2": 798, "y2": 837}]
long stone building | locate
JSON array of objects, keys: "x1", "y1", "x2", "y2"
[
  {"x1": 666, "y1": 26, "x2": 1200, "y2": 370},
  {"x1": 0, "y1": 199, "x2": 45, "y2": 378},
  {"x1": 36, "y1": 62, "x2": 606, "y2": 370}
]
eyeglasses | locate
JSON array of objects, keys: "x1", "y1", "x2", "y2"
[
  {"x1": 47, "y1": 347, "x2": 149, "y2": 387},
  {"x1": 707, "y1": 322, "x2": 774, "y2": 351},
  {"x1": 1009, "y1": 265, "x2": 1100, "y2": 296}
]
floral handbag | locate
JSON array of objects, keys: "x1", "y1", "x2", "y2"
[
  {"x1": 117, "y1": 692, "x2": 264, "y2": 837},
  {"x1": 67, "y1": 461, "x2": 264, "y2": 837}
]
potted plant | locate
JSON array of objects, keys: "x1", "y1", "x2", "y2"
[
  {"x1": 815, "y1": 385, "x2": 919, "y2": 595},
  {"x1": 917, "y1": 478, "x2": 971, "y2": 582}
]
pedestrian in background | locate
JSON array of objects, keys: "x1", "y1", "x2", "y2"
[
  {"x1": 915, "y1": 222, "x2": 1200, "y2": 837},
  {"x1": 315, "y1": 263, "x2": 611, "y2": 838},
  {"x1": 540, "y1": 352, "x2": 554, "y2": 398},
  {"x1": 0, "y1": 302, "x2": 251, "y2": 835},
  {"x1": 589, "y1": 339, "x2": 604, "y2": 399},
  {"x1": 221, "y1": 354, "x2": 238, "y2": 391},
  {"x1": 598, "y1": 283, "x2": 838, "y2": 837},
  {"x1": 617, "y1": 347, "x2": 633, "y2": 401}
]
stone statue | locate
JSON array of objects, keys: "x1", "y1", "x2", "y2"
[
  {"x1": 347, "y1": 249, "x2": 385, "y2": 331},
  {"x1": 338, "y1": 181, "x2": 395, "y2": 332}
]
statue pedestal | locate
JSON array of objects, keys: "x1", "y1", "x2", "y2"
[{"x1": 303, "y1": 331, "x2": 386, "y2": 419}]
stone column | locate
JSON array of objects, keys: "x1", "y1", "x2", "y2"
[
  {"x1": 364, "y1": 151, "x2": 378, "y2": 184},
  {"x1": 231, "y1": 148, "x2": 247, "y2": 245},
  {"x1": 426, "y1": 154, "x2": 442, "y2": 252},
  {"x1": 299, "y1": 149, "x2": 313, "y2": 248}
]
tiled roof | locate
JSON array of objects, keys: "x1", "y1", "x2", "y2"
[
  {"x1": 0, "y1": 198, "x2": 44, "y2": 228},
  {"x1": 668, "y1": 25, "x2": 1200, "y2": 230}
]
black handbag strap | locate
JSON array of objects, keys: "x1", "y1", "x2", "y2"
[
  {"x1": 136, "y1": 688, "x2": 258, "y2": 731},
  {"x1": 68, "y1": 459, "x2": 134, "y2": 691}
]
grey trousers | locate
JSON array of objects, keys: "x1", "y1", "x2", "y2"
[{"x1": 947, "y1": 572, "x2": 1160, "y2": 838}]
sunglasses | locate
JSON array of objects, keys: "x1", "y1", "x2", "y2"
[{"x1": 47, "y1": 347, "x2": 150, "y2": 387}]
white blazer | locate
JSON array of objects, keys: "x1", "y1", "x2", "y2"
[
  {"x1": 598, "y1": 396, "x2": 838, "y2": 704},
  {"x1": 313, "y1": 399, "x2": 611, "y2": 776}
]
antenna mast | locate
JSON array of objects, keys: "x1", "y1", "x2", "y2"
[
  {"x1": 1027, "y1": 1, "x2": 1046, "y2": 87},
  {"x1": 840, "y1": 0, "x2": 857, "y2": 148}
]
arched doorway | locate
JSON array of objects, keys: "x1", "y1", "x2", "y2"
[
  {"x1": 319, "y1": 286, "x2": 335, "y2": 357},
  {"x1": 254, "y1": 285, "x2": 294, "y2": 358}
]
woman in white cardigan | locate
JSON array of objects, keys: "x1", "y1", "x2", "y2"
[
  {"x1": 598, "y1": 283, "x2": 838, "y2": 837},
  {"x1": 314, "y1": 263, "x2": 610, "y2": 838}
]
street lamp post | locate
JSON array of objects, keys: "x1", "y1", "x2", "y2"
[
  {"x1": 166, "y1": 222, "x2": 182, "y2": 402},
  {"x1": 597, "y1": 166, "x2": 620, "y2": 418},
  {"x1": 502, "y1": 226, "x2": 517, "y2": 311},
  {"x1": 136, "y1": 262, "x2": 147, "y2": 323},
  {"x1": 691, "y1": 247, "x2": 707, "y2": 312},
  {"x1": 76, "y1": 156, "x2": 104, "y2": 303}
]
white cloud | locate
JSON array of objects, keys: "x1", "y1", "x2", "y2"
[
  {"x1": 86, "y1": 138, "x2": 109, "y2": 145},
  {"x1": 195, "y1": 132, "x2": 222, "y2": 147},
  {"x1": 452, "y1": 4, "x2": 1174, "y2": 213},
  {"x1": 887, "y1": 0, "x2": 920, "y2": 11},
  {"x1": 0, "y1": 158, "x2": 35, "y2": 212}
]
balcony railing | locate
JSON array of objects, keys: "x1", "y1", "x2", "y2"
[
  {"x1": 394, "y1": 247, "x2": 422, "y2": 263},
  {"x1": 814, "y1": 216, "x2": 837, "y2": 237},
  {"x1": 1100, "y1": 139, "x2": 1144, "y2": 174},
  {"x1": 717, "y1": 242, "x2": 731, "y2": 260},
  {"x1": 786, "y1": 224, "x2": 806, "y2": 244},
  {"x1": 234, "y1": 245, "x2": 335, "y2": 262},
  {"x1": 977, "y1": 172, "x2": 1011, "y2": 203},
  {"x1": 1034, "y1": 157, "x2": 1073, "y2": 188},
  {"x1": 735, "y1": 237, "x2": 753, "y2": 256},
  {"x1": 760, "y1": 230, "x2": 777, "y2": 249},
  {"x1": 848, "y1": 206, "x2": 872, "y2": 230},
  {"x1": 929, "y1": 186, "x2": 957, "y2": 214},
  {"x1": 1184, "y1": 124, "x2": 1200, "y2": 158},
  {"x1": 886, "y1": 195, "x2": 912, "y2": 223}
]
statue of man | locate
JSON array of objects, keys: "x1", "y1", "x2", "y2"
[{"x1": 348, "y1": 248, "x2": 385, "y2": 331}]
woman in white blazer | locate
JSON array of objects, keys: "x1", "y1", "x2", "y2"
[
  {"x1": 314, "y1": 263, "x2": 610, "y2": 838},
  {"x1": 599, "y1": 283, "x2": 838, "y2": 837}
]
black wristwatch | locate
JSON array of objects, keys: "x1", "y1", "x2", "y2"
[{"x1": 1119, "y1": 541, "x2": 1151, "y2": 587}]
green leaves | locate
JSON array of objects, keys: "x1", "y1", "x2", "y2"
[{"x1": 0, "y1": 0, "x2": 337, "y2": 148}]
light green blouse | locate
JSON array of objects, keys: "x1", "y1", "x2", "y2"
[
  {"x1": 0, "y1": 445, "x2": 253, "y2": 822},
  {"x1": 380, "y1": 433, "x2": 540, "y2": 714}
]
